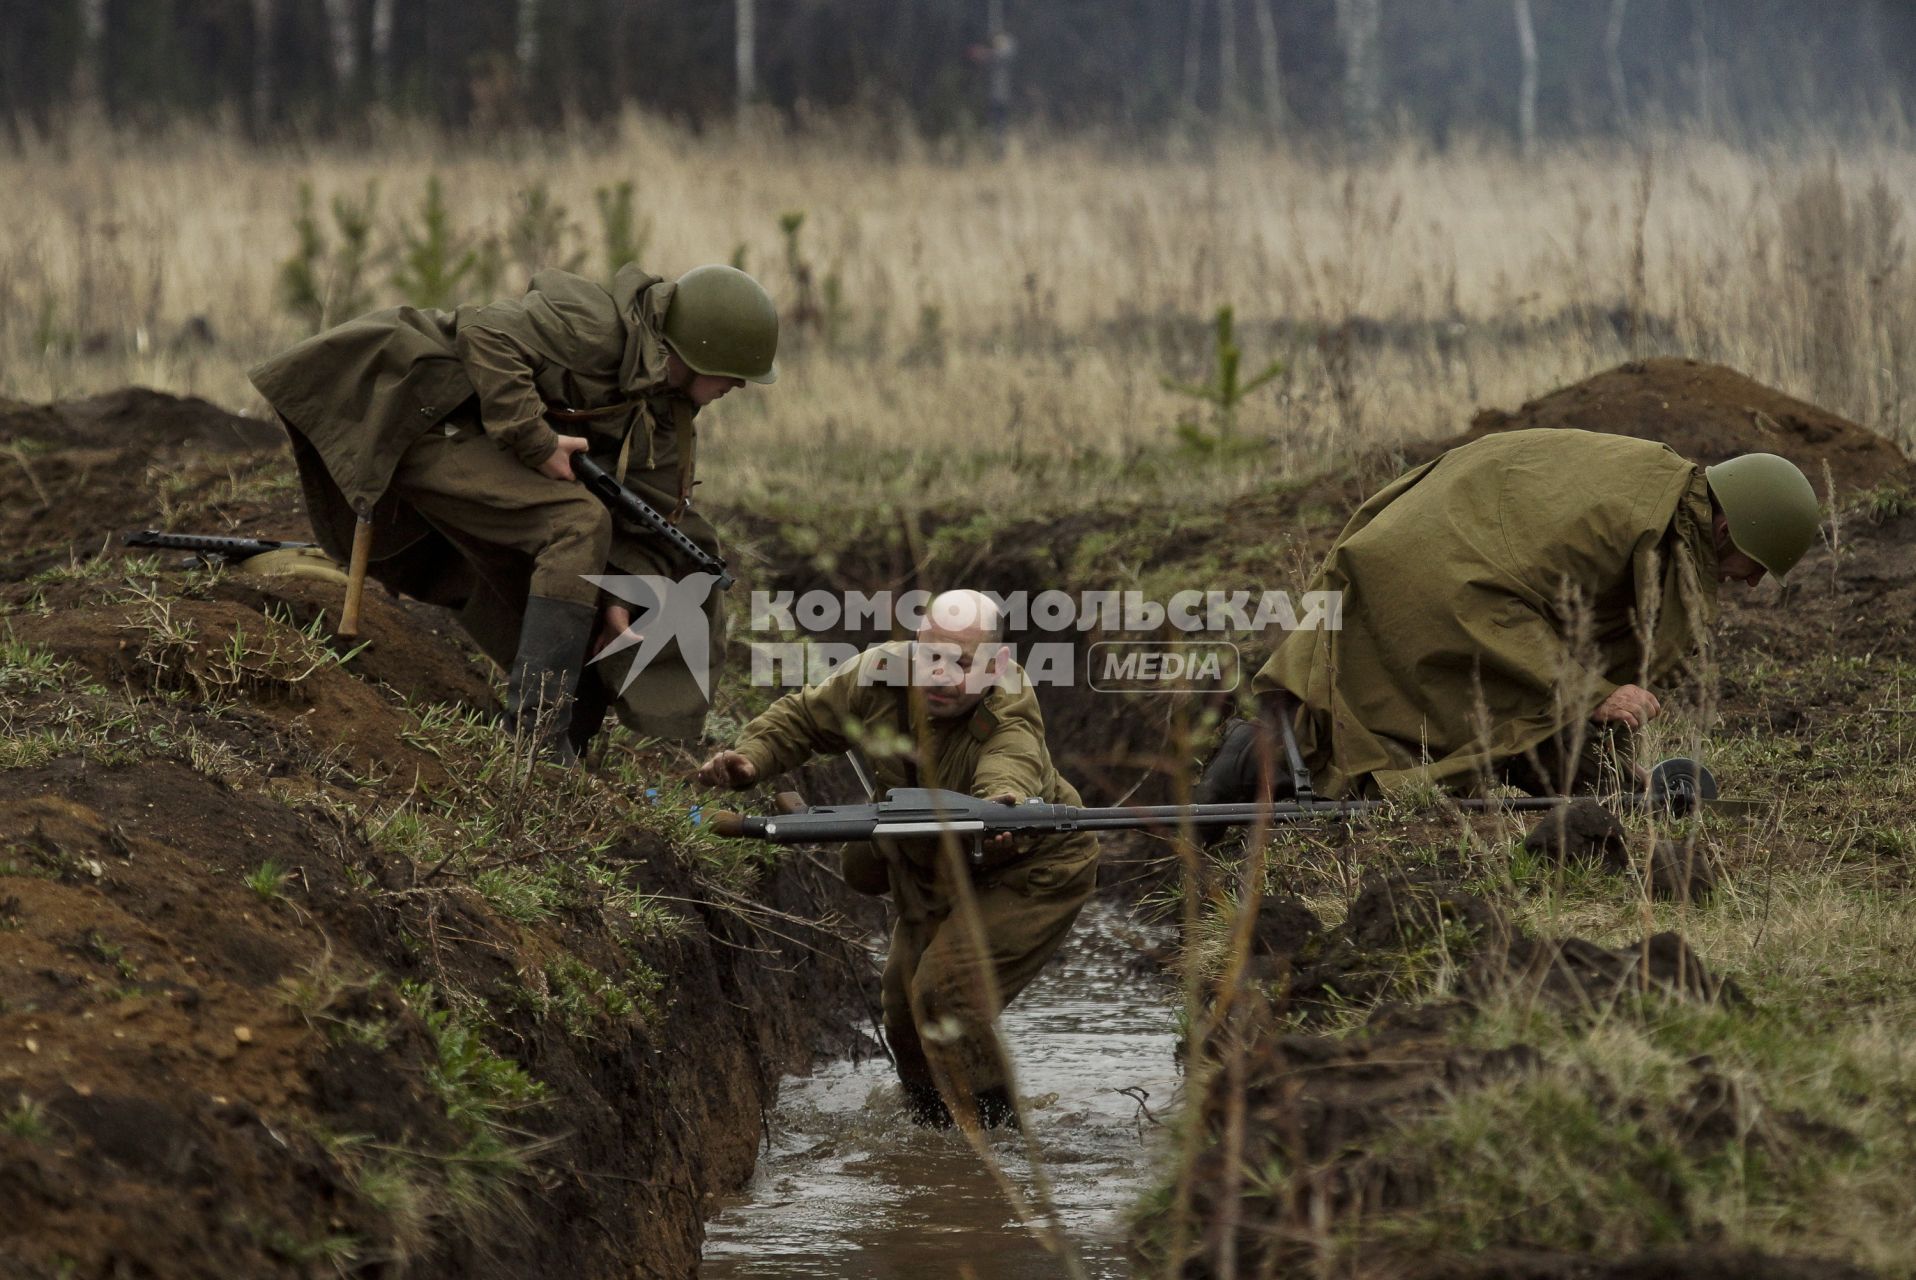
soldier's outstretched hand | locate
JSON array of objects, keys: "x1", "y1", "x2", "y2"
[
  {"x1": 1591, "y1": 683, "x2": 1662, "y2": 730},
  {"x1": 697, "y1": 750, "x2": 759, "y2": 790}
]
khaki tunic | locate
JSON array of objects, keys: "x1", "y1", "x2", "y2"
[
  {"x1": 733, "y1": 643, "x2": 1100, "y2": 1101},
  {"x1": 1254, "y1": 429, "x2": 1720, "y2": 798},
  {"x1": 248, "y1": 266, "x2": 722, "y2": 740}
]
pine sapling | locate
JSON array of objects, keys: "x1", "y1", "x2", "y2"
[
  {"x1": 594, "y1": 181, "x2": 651, "y2": 280},
  {"x1": 1163, "y1": 305, "x2": 1284, "y2": 449},
  {"x1": 278, "y1": 183, "x2": 326, "y2": 328},
  {"x1": 325, "y1": 181, "x2": 379, "y2": 323},
  {"x1": 391, "y1": 176, "x2": 480, "y2": 309},
  {"x1": 508, "y1": 182, "x2": 585, "y2": 276}
]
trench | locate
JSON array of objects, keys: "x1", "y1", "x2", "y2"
[{"x1": 699, "y1": 903, "x2": 1180, "y2": 1277}]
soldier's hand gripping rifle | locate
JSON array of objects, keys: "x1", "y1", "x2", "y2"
[
  {"x1": 706, "y1": 760, "x2": 1722, "y2": 861},
  {"x1": 570, "y1": 455, "x2": 735, "y2": 591}
]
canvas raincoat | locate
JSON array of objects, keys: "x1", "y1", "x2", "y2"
[
  {"x1": 249, "y1": 266, "x2": 723, "y2": 736},
  {"x1": 1253, "y1": 428, "x2": 1720, "y2": 798},
  {"x1": 249, "y1": 263, "x2": 708, "y2": 589}
]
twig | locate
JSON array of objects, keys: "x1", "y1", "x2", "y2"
[{"x1": 3, "y1": 445, "x2": 51, "y2": 507}]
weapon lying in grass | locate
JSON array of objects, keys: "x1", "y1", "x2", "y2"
[
  {"x1": 123, "y1": 530, "x2": 318, "y2": 563},
  {"x1": 570, "y1": 455, "x2": 735, "y2": 591},
  {"x1": 706, "y1": 758, "x2": 1724, "y2": 859}
]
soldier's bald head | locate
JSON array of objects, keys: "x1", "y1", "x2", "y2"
[
  {"x1": 921, "y1": 589, "x2": 1005, "y2": 646},
  {"x1": 915, "y1": 589, "x2": 1011, "y2": 718}
]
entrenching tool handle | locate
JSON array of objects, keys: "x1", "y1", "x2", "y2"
[{"x1": 338, "y1": 515, "x2": 374, "y2": 640}]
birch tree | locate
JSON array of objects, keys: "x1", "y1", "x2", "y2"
[
  {"x1": 1690, "y1": 0, "x2": 1713, "y2": 132},
  {"x1": 321, "y1": 0, "x2": 358, "y2": 95},
  {"x1": 1605, "y1": 0, "x2": 1631, "y2": 133},
  {"x1": 73, "y1": 0, "x2": 108, "y2": 112},
  {"x1": 1515, "y1": 0, "x2": 1537, "y2": 156},
  {"x1": 736, "y1": 0, "x2": 756, "y2": 115},
  {"x1": 518, "y1": 0, "x2": 542, "y2": 88},
  {"x1": 1217, "y1": 0, "x2": 1239, "y2": 117},
  {"x1": 371, "y1": 0, "x2": 396, "y2": 101},
  {"x1": 252, "y1": 0, "x2": 277, "y2": 128},
  {"x1": 1334, "y1": 0, "x2": 1382, "y2": 139},
  {"x1": 1252, "y1": 0, "x2": 1284, "y2": 127},
  {"x1": 1181, "y1": 0, "x2": 1206, "y2": 117}
]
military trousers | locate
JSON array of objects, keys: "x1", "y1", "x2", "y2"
[
  {"x1": 1496, "y1": 723, "x2": 1635, "y2": 797},
  {"x1": 879, "y1": 839, "x2": 1099, "y2": 1110},
  {"x1": 390, "y1": 419, "x2": 724, "y2": 743}
]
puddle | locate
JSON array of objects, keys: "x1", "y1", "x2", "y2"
[{"x1": 700, "y1": 903, "x2": 1180, "y2": 1277}]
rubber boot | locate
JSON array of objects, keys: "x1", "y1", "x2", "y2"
[
  {"x1": 505, "y1": 596, "x2": 596, "y2": 764},
  {"x1": 972, "y1": 1086, "x2": 1020, "y2": 1131},
  {"x1": 900, "y1": 1080, "x2": 954, "y2": 1130},
  {"x1": 565, "y1": 667, "x2": 615, "y2": 760}
]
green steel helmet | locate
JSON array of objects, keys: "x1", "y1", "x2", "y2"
[
  {"x1": 662, "y1": 265, "x2": 779, "y2": 385},
  {"x1": 1704, "y1": 452, "x2": 1820, "y2": 579}
]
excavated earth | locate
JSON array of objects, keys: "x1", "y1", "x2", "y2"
[
  {"x1": 0, "y1": 391, "x2": 879, "y2": 1279},
  {"x1": 2, "y1": 357, "x2": 1913, "y2": 1278}
]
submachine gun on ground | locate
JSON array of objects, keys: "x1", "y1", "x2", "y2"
[{"x1": 123, "y1": 530, "x2": 317, "y2": 564}]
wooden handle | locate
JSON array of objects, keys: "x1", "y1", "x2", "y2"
[{"x1": 338, "y1": 516, "x2": 374, "y2": 639}]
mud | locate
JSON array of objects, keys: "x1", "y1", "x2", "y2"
[
  {"x1": 0, "y1": 389, "x2": 877, "y2": 1278},
  {"x1": 1523, "y1": 799, "x2": 1720, "y2": 902},
  {"x1": 700, "y1": 904, "x2": 1180, "y2": 1278},
  {"x1": 1261, "y1": 871, "x2": 1743, "y2": 1028},
  {"x1": 0, "y1": 756, "x2": 867, "y2": 1278}
]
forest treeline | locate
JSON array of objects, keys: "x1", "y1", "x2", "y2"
[{"x1": 2, "y1": 0, "x2": 1911, "y2": 144}]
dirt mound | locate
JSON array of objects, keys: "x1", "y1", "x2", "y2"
[
  {"x1": 1156, "y1": 874, "x2": 1834, "y2": 1278},
  {"x1": 0, "y1": 387, "x2": 283, "y2": 451},
  {"x1": 1523, "y1": 799, "x2": 1721, "y2": 902},
  {"x1": 1461, "y1": 357, "x2": 1914, "y2": 494},
  {"x1": 0, "y1": 390, "x2": 300, "y2": 582},
  {"x1": 0, "y1": 755, "x2": 870, "y2": 1280},
  {"x1": 1264, "y1": 872, "x2": 1742, "y2": 1025},
  {"x1": 7, "y1": 595, "x2": 453, "y2": 786},
  {"x1": 1451, "y1": 1246, "x2": 1875, "y2": 1279}
]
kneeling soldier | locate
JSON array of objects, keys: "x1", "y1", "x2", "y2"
[
  {"x1": 697, "y1": 590, "x2": 1100, "y2": 1128},
  {"x1": 250, "y1": 263, "x2": 778, "y2": 760}
]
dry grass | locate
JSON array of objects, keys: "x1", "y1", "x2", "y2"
[{"x1": 2, "y1": 118, "x2": 1914, "y2": 514}]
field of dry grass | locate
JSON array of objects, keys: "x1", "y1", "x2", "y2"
[
  {"x1": 3, "y1": 117, "x2": 1913, "y2": 517},
  {"x1": 4, "y1": 117, "x2": 1916, "y2": 1279}
]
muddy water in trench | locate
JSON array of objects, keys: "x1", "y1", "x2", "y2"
[{"x1": 700, "y1": 904, "x2": 1180, "y2": 1278}]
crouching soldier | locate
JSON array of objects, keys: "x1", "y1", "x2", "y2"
[
  {"x1": 1201, "y1": 429, "x2": 1819, "y2": 803},
  {"x1": 696, "y1": 590, "x2": 1100, "y2": 1129},
  {"x1": 250, "y1": 263, "x2": 779, "y2": 760}
]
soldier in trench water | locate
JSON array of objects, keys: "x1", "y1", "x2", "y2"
[{"x1": 696, "y1": 590, "x2": 1100, "y2": 1129}]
